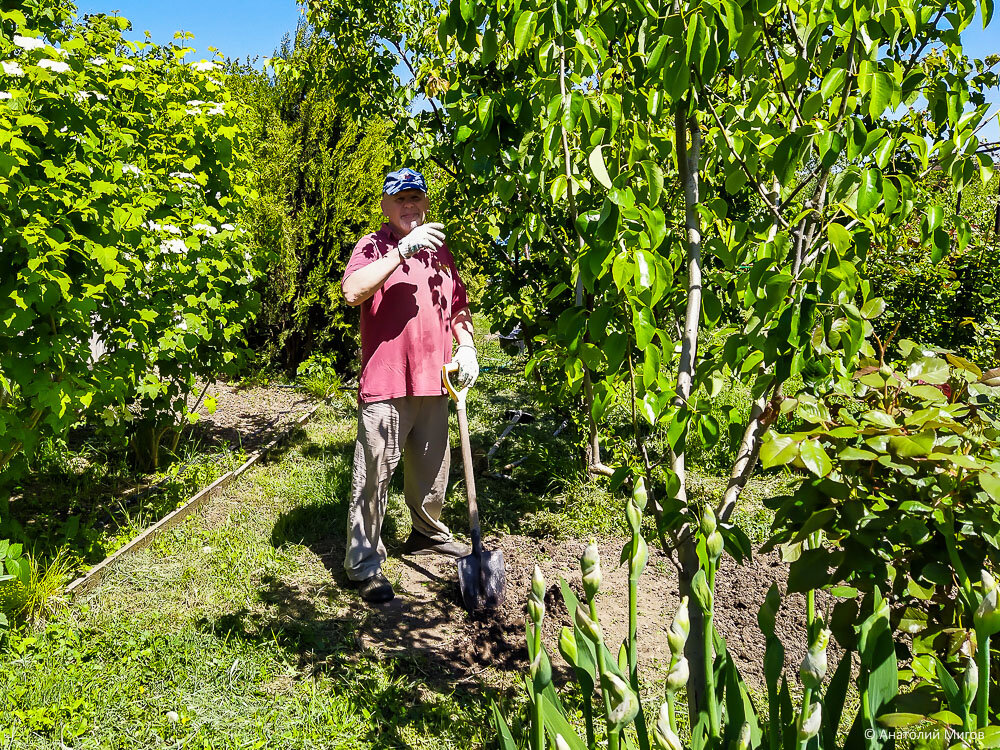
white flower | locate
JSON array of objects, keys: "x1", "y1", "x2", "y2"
[
  {"x1": 220, "y1": 223, "x2": 235, "y2": 231},
  {"x1": 94, "y1": 92, "x2": 108, "y2": 100},
  {"x1": 145, "y1": 220, "x2": 162, "y2": 232},
  {"x1": 121, "y1": 64, "x2": 135, "y2": 72},
  {"x1": 162, "y1": 224, "x2": 182, "y2": 235},
  {"x1": 0, "y1": 91, "x2": 11, "y2": 100},
  {"x1": 191, "y1": 61, "x2": 216, "y2": 72},
  {"x1": 192, "y1": 223, "x2": 217, "y2": 235},
  {"x1": 91, "y1": 57, "x2": 107, "y2": 66},
  {"x1": 177, "y1": 319, "x2": 187, "y2": 331},
  {"x1": 13, "y1": 35, "x2": 45, "y2": 51},
  {"x1": 169, "y1": 171, "x2": 196, "y2": 181},
  {"x1": 121, "y1": 164, "x2": 142, "y2": 176},
  {"x1": 185, "y1": 99, "x2": 206, "y2": 107},
  {"x1": 160, "y1": 239, "x2": 187, "y2": 255},
  {"x1": 2, "y1": 61, "x2": 24, "y2": 77},
  {"x1": 73, "y1": 90, "x2": 88, "y2": 103},
  {"x1": 206, "y1": 104, "x2": 225, "y2": 116},
  {"x1": 38, "y1": 59, "x2": 70, "y2": 73}
]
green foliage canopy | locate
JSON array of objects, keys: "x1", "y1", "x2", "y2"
[{"x1": 0, "y1": 9, "x2": 258, "y2": 477}]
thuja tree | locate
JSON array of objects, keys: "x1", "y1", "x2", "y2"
[
  {"x1": 430, "y1": 0, "x2": 997, "y2": 734},
  {"x1": 0, "y1": 8, "x2": 258, "y2": 478},
  {"x1": 231, "y1": 24, "x2": 393, "y2": 375}
]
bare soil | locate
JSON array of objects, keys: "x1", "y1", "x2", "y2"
[
  {"x1": 187, "y1": 382, "x2": 315, "y2": 454},
  {"x1": 356, "y1": 532, "x2": 821, "y2": 693}
]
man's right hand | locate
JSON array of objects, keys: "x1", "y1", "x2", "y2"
[{"x1": 398, "y1": 222, "x2": 445, "y2": 258}]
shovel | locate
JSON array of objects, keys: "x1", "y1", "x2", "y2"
[{"x1": 443, "y1": 363, "x2": 506, "y2": 612}]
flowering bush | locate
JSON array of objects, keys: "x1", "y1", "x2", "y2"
[{"x1": 0, "y1": 8, "x2": 259, "y2": 476}]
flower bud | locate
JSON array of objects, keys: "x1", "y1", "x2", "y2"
[
  {"x1": 700, "y1": 505, "x2": 717, "y2": 536},
  {"x1": 528, "y1": 566, "x2": 545, "y2": 626},
  {"x1": 558, "y1": 626, "x2": 578, "y2": 666},
  {"x1": 575, "y1": 605, "x2": 602, "y2": 643},
  {"x1": 654, "y1": 703, "x2": 682, "y2": 750},
  {"x1": 555, "y1": 736, "x2": 573, "y2": 750},
  {"x1": 706, "y1": 530, "x2": 724, "y2": 561},
  {"x1": 799, "y1": 628, "x2": 830, "y2": 690},
  {"x1": 736, "y1": 722, "x2": 752, "y2": 750},
  {"x1": 667, "y1": 596, "x2": 690, "y2": 656},
  {"x1": 975, "y1": 575, "x2": 1000, "y2": 636},
  {"x1": 758, "y1": 584, "x2": 780, "y2": 635},
  {"x1": 581, "y1": 540, "x2": 602, "y2": 601},
  {"x1": 798, "y1": 702, "x2": 821, "y2": 741},
  {"x1": 962, "y1": 654, "x2": 978, "y2": 705},
  {"x1": 626, "y1": 496, "x2": 642, "y2": 533},
  {"x1": 603, "y1": 672, "x2": 639, "y2": 730},
  {"x1": 982, "y1": 570, "x2": 997, "y2": 592},
  {"x1": 633, "y1": 476, "x2": 648, "y2": 510},
  {"x1": 530, "y1": 647, "x2": 552, "y2": 688},
  {"x1": 691, "y1": 569, "x2": 713, "y2": 611},
  {"x1": 665, "y1": 655, "x2": 689, "y2": 693},
  {"x1": 629, "y1": 534, "x2": 649, "y2": 577}
]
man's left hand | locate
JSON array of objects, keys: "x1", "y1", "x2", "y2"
[{"x1": 454, "y1": 345, "x2": 479, "y2": 388}]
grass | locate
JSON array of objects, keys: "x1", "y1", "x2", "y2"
[{"x1": 0, "y1": 407, "x2": 513, "y2": 749}]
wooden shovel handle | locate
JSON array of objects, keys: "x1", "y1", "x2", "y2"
[{"x1": 444, "y1": 363, "x2": 481, "y2": 554}]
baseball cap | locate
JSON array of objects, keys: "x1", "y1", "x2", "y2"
[{"x1": 382, "y1": 167, "x2": 428, "y2": 195}]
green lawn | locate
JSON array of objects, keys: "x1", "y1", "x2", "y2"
[{"x1": 0, "y1": 407, "x2": 511, "y2": 749}]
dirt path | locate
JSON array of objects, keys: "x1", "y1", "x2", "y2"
[{"x1": 358, "y1": 533, "x2": 817, "y2": 693}]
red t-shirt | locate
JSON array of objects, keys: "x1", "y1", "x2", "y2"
[{"x1": 343, "y1": 223, "x2": 469, "y2": 403}]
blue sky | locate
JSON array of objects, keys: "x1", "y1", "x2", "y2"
[{"x1": 73, "y1": 0, "x2": 998, "y2": 140}]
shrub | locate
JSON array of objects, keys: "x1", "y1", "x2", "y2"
[{"x1": 1, "y1": 10, "x2": 259, "y2": 477}]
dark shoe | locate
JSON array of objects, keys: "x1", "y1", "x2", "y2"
[
  {"x1": 356, "y1": 571, "x2": 394, "y2": 603},
  {"x1": 401, "y1": 530, "x2": 470, "y2": 558}
]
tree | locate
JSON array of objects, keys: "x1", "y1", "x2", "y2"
[
  {"x1": 232, "y1": 24, "x2": 395, "y2": 375},
  {"x1": 305, "y1": 0, "x2": 997, "y2": 735}
]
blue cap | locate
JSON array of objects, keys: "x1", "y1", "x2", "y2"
[{"x1": 382, "y1": 167, "x2": 427, "y2": 195}]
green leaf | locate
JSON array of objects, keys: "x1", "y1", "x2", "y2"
[
  {"x1": 633, "y1": 306, "x2": 656, "y2": 349},
  {"x1": 876, "y1": 713, "x2": 926, "y2": 728},
  {"x1": 869, "y1": 72, "x2": 893, "y2": 118},
  {"x1": 640, "y1": 160, "x2": 663, "y2": 205},
  {"x1": 634, "y1": 249, "x2": 654, "y2": 291},
  {"x1": 760, "y1": 435, "x2": 799, "y2": 468},
  {"x1": 588, "y1": 145, "x2": 613, "y2": 190},
  {"x1": 492, "y1": 702, "x2": 516, "y2": 750},
  {"x1": 828, "y1": 223, "x2": 851, "y2": 252},
  {"x1": 906, "y1": 357, "x2": 949, "y2": 385},
  {"x1": 541, "y1": 692, "x2": 588, "y2": 750},
  {"x1": 514, "y1": 11, "x2": 537, "y2": 56},
  {"x1": 856, "y1": 168, "x2": 880, "y2": 215},
  {"x1": 820, "y1": 68, "x2": 847, "y2": 102},
  {"x1": 798, "y1": 440, "x2": 832, "y2": 477},
  {"x1": 646, "y1": 36, "x2": 670, "y2": 73},
  {"x1": 887, "y1": 431, "x2": 935, "y2": 458},
  {"x1": 980, "y1": 473, "x2": 1000, "y2": 501}
]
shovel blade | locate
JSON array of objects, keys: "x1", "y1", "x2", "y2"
[{"x1": 457, "y1": 548, "x2": 506, "y2": 612}]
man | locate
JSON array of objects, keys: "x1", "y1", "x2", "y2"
[{"x1": 341, "y1": 167, "x2": 479, "y2": 603}]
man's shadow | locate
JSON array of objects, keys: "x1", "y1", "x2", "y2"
[{"x1": 264, "y1": 436, "x2": 526, "y2": 679}]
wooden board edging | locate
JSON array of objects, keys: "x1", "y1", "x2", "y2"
[{"x1": 65, "y1": 403, "x2": 321, "y2": 597}]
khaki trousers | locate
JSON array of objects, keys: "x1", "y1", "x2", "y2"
[{"x1": 344, "y1": 395, "x2": 453, "y2": 581}]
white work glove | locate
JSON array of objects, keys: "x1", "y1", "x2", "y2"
[
  {"x1": 397, "y1": 222, "x2": 445, "y2": 259},
  {"x1": 453, "y1": 345, "x2": 479, "y2": 389}
]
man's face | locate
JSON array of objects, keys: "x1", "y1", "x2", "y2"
[{"x1": 381, "y1": 189, "x2": 429, "y2": 237}]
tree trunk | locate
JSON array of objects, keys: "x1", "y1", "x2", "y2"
[{"x1": 674, "y1": 101, "x2": 708, "y2": 725}]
